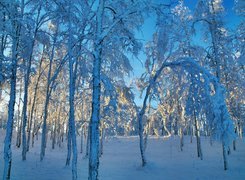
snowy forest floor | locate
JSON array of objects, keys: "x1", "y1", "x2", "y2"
[{"x1": 0, "y1": 131, "x2": 244, "y2": 180}]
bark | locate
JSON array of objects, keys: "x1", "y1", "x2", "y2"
[
  {"x1": 28, "y1": 48, "x2": 44, "y2": 150},
  {"x1": 3, "y1": 43, "x2": 17, "y2": 180},
  {"x1": 3, "y1": 8, "x2": 20, "y2": 178},
  {"x1": 66, "y1": 129, "x2": 71, "y2": 165},
  {"x1": 190, "y1": 124, "x2": 193, "y2": 143},
  {"x1": 21, "y1": 56, "x2": 32, "y2": 160},
  {"x1": 31, "y1": 106, "x2": 38, "y2": 147},
  {"x1": 22, "y1": 4, "x2": 41, "y2": 160},
  {"x1": 86, "y1": 126, "x2": 90, "y2": 157},
  {"x1": 99, "y1": 127, "x2": 105, "y2": 157},
  {"x1": 233, "y1": 140, "x2": 236, "y2": 151},
  {"x1": 89, "y1": 1, "x2": 104, "y2": 179},
  {"x1": 180, "y1": 127, "x2": 184, "y2": 151},
  {"x1": 67, "y1": 4, "x2": 78, "y2": 178},
  {"x1": 222, "y1": 142, "x2": 228, "y2": 170},
  {"x1": 26, "y1": 99, "x2": 32, "y2": 151},
  {"x1": 138, "y1": 63, "x2": 167, "y2": 166},
  {"x1": 40, "y1": 29, "x2": 58, "y2": 161},
  {"x1": 209, "y1": 2, "x2": 231, "y2": 170},
  {"x1": 16, "y1": 79, "x2": 23, "y2": 148},
  {"x1": 194, "y1": 109, "x2": 203, "y2": 160},
  {"x1": 137, "y1": 53, "x2": 176, "y2": 167},
  {"x1": 232, "y1": 127, "x2": 237, "y2": 151},
  {"x1": 161, "y1": 118, "x2": 171, "y2": 136},
  {"x1": 52, "y1": 118, "x2": 57, "y2": 149},
  {"x1": 40, "y1": 54, "x2": 52, "y2": 160},
  {"x1": 40, "y1": 86, "x2": 51, "y2": 161},
  {"x1": 238, "y1": 122, "x2": 243, "y2": 138},
  {"x1": 80, "y1": 128, "x2": 84, "y2": 154},
  {"x1": 0, "y1": 10, "x2": 7, "y2": 100}
]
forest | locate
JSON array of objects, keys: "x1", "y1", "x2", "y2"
[{"x1": 0, "y1": 0, "x2": 244, "y2": 180}]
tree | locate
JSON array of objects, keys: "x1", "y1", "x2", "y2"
[
  {"x1": 2, "y1": 1, "x2": 23, "y2": 179},
  {"x1": 88, "y1": 0, "x2": 148, "y2": 178},
  {"x1": 22, "y1": 1, "x2": 46, "y2": 161},
  {"x1": 194, "y1": 0, "x2": 238, "y2": 170}
]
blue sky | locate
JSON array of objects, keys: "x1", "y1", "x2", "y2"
[{"x1": 128, "y1": 0, "x2": 243, "y2": 106}]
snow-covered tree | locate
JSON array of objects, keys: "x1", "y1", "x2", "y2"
[{"x1": 2, "y1": 1, "x2": 23, "y2": 179}]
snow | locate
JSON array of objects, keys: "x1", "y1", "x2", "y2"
[{"x1": 0, "y1": 131, "x2": 244, "y2": 179}]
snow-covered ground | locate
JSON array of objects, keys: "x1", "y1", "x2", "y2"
[{"x1": 0, "y1": 131, "x2": 244, "y2": 180}]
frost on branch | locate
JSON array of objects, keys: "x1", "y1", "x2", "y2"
[
  {"x1": 178, "y1": 57, "x2": 235, "y2": 147},
  {"x1": 211, "y1": 82, "x2": 236, "y2": 147}
]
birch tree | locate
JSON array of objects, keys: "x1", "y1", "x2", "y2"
[
  {"x1": 89, "y1": 0, "x2": 148, "y2": 178},
  {"x1": 194, "y1": 0, "x2": 237, "y2": 170},
  {"x1": 21, "y1": 1, "x2": 46, "y2": 160},
  {"x1": 2, "y1": 1, "x2": 23, "y2": 179}
]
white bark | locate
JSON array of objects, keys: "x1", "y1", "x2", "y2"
[
  {"x1": 3, "y1": 12, "x2": 19, "y2": 180},
  {"x1": 89, "y1": 1, "x2": 104, "y2": 179},
  {"x1": 67, "y1": 3, "x2": 78, "y2": 178},
  {"x1": 194, "y1": 109, "x2": 203, "y2": 160},
  {"x1": 3, "y1": 39, "x2": 18, "y2": 180},
  {"x1": 16, "y1": 78, "x2": 23, "y2": 148}
]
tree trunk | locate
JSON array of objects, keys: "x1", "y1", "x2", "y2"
[
  {"x1": 29, "y1": 48, "x2": 44, "y2": 149},
  {"x1": 40, "y1": 32, "x2": 57, "y2": 161},
  {"x1": 180, "y1": 127, "x2": 184, "y2": 151},
  {"x1": 0, "y1": 9, "x2": 7, "y2": 100},
  {"x1": 68, "y1": 8, "x2": 78, "y2": 179},
  {"x1": 3, "y1": 13, "x2": 19, "y2": 179},
  {"x1": 80, "y1": 128, "x2": 84, "y2": 154},
  {"x1": 52, "y1": 118, "x2": 57, "y2": 150},
  {"x1": 40, "y1": 89, "x2": 51, "y2": 161},
  {"x1": 194, "y1": 109, "x2": 203, "y2": 160},
  {"x1": 66, "y1": 129, "x2": 71, "y2": 165},
  {"x1": 31, "y1": 107, "x2": 38, "y2": 148},
  {"x1": 233, "y1": 140, "x2": 236, "y2": 151},
  {"x1": 86, "y1": 126, "x2": 90, "y2": 157},
  {"x1": 21, "y1": 37, "x2": 34, "y2": 160},
  {"x1": 99, "y1": 127, "x2": 105, "y2": 157},
  {"x1": 89, "y1": 1, "x2": 104, "y2": 179},
  {"x1": 3, "y1": 51, "x2": 17, "y2": 180},
  {"x1": 16, "y1": 78, "x2": 23, "y2": 148},
  {"x1": 222, "y1": 142, "x2": 228, "y2": 170},
  {"x1": 139, "y1": 110, "x2": 147, "y2": 166}
]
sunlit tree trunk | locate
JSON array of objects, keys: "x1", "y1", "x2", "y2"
[
  {"x1": 21, "y1": 2, "x2": 42, "y2": 161},
  {"x1": 40, "y1": 41, "x2": 56, "y2": 161}
]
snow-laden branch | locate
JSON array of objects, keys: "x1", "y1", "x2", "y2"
[
  {"x1": 99, "y1": 0, "x2": 144, "y2": 42},
  {"x1": 138, "y1": 56, "x2": 235, "y2": 166}
]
